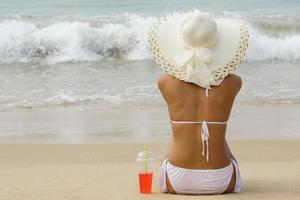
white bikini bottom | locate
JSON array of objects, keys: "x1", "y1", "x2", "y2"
[{"x1": 159, "y1": 158, "x2": 242, "y2": 194}]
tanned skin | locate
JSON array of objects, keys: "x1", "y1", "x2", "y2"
[{"x1": 158, "y1": 73, "x2": 242, "y2": 194}]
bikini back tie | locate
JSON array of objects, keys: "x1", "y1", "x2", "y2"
[{"x1": 170, "y1": 120, "x2": 227, "y2": 162}]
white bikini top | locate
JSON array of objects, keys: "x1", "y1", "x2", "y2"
[
  {"x1": 170, "y1": 120, "x2": 227, "y2": 162},
  {"x1": 169, "y1": 78, "x2": 227, "y2": 162}
]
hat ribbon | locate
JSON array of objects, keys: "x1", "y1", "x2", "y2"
[{"x1": 174, "y1": 46, "x2": 216, "y2": 88}]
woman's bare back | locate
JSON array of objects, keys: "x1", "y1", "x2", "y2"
[
  {"x1": 158, "y1": 73, "x2": 242, "y2": 168},
  {"x1": 158, "y1": 73, "x2": 242, "y2": 193}
]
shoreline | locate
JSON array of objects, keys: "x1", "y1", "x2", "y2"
[
  {"x1": 0, "y1": 140, "x2": 299, "y2": 199},
  {"x1": 0, "y1": 103, "x2": 299, "y2": 143}
]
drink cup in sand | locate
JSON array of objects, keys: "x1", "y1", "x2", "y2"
[{"x1": 136, "y1": 143, "x2": 154, "y2": 194}]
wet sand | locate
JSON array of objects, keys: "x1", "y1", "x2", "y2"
[{"x1": 0, "y1": 104, "x2": 299, "y2": 143}]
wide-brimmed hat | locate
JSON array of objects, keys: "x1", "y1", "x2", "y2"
[{"x1": 148, "y1": 10, "x2": 249, "y2": 89}]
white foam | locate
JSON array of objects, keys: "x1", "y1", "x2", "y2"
[
  {"x1": 245, "y1": 25, "x2": 300, "y2": 62},
  {"x1": 0, "y1": 14, "x2": 300, "y2": 64},
  {"x1": 0, "y1": 15, "x2": 155, "y2": 64}
]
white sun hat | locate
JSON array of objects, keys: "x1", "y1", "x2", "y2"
[{"x1": 148, "y1": 10, "x2": 249, "y2": 89}]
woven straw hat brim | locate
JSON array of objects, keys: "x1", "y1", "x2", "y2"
[{"x1": 148, "y1": 12, "x2": 249, "y2": 83}]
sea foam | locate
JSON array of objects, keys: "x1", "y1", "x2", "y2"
[{"x1": 0, "y1": 14, "x2": 299, "y2": 64}]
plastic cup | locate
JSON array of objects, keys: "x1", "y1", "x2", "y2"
[
  {"x1": 139, "y1": 172, "x2": 153, "y2": 193},
  {"x1": 136, "y1": 150, "x2": 154, "y2": 194}
]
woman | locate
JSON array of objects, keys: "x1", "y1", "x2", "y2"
[{"x1": 148, "y1": 10, "x2": 249, "y2": 194}]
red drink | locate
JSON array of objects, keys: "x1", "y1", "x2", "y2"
[
  {"x1": 136, "y1": 148, "x2": 154, "y2": 194},
  {"x1": 138, "y1": 172, "x2": 153, "y2": 194}
]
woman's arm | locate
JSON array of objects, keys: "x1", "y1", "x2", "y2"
[
  {"x1": 225, "y1": 140, "x2": 237, "y2": 162},
  {"x1": 162, "y1": 136, "x2": 173, "y2": 160}
]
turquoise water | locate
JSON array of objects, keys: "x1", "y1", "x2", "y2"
[
  {"x1": 0, "y1": 0, "x2": 300, "y2": 110},
  {"x1": 0, "y1": 0, "x2": 300, "y2": 15},
  {"x1": 0, "y1": 0, "x2": 300, "y2": 141}
]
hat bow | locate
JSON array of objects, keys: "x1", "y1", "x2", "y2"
[{"x1": 174, "y1": 46, "x2": 216, "y2": 88}]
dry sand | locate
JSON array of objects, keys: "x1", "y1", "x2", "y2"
[{"x1": 0, "y1": 140, "x2": 299, "y2": 200}]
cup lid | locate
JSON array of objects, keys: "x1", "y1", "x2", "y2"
[{"x1": 136, "y1": 151, "x2": 155, "y2": 162}]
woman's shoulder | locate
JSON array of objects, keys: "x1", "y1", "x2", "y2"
[
  {"x1": 222, "y1": 74, "x2": 243, "y2": 93},
  {"x1": 157, "y1": 74, "x2": 182, "y2": 91},
  {"x1": 225, "y1": 74, "x2": 242, "y2": 84}
]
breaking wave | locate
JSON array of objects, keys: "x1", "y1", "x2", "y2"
[{"x1": 0, "y1": 13, "x2": 300, "y2": 64}]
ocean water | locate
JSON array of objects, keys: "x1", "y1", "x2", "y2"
[{"x1": 0, "y1": 0, "x2": 300, "y2": 111}]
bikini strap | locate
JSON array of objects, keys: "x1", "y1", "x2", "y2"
[
  {"x1": 170, "y1": 120, "x2": 227, "y2": 125},
  {"x1": 206, "y1": 88, "x2": 209, "y2": 97},
  {"x1": 201, "y1": 121, "x2": 209, "y2": 162},
  {"x1": 170, "y1": 120, "x2": 227, "y2": 162}
]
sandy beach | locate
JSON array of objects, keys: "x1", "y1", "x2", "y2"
[
  {"x1": 1, "y1": 1, "x2": 300, "y2": 199},
  {"x1": 0, "y1": 140, "x2": 299, "y2": 200},
  {"x1": 0, "y1": 104, "x2": 299, "y2": 199}
]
